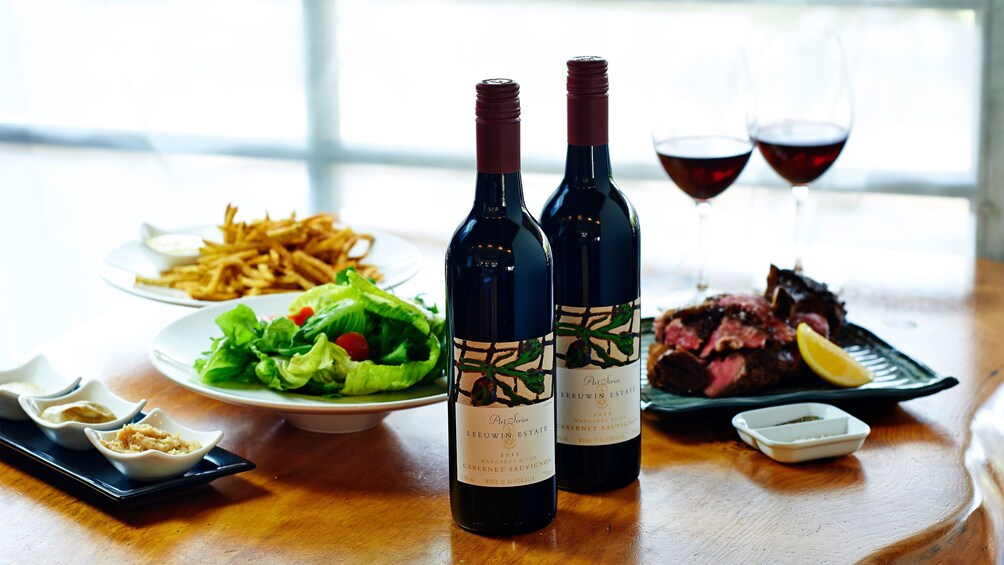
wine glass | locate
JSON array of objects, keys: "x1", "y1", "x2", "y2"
[
  {"x1": 651, "y1": 45, "x2": 753, "y2": 297},
  {"x1": 748, "y1": 30, "x2": 853, "y2": 273}
]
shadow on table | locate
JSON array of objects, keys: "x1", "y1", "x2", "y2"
[
  {"x1": 647, "y1": 399, "x2": 957, "y2": 448},
  {"x1": 232, "y1": 412, "x2": 448, "y2": 497},
  {"x1": 643, "y1": 400, "x2": 959, "y2": 494},
  {"x1": 1, "y1": 445, "x2": 268, "y2": 526},
  {"x1": 446, "y1": 481, "x2": 644, "y2": 562}
]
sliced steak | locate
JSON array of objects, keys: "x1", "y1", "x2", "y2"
[
  {"x1": 766, "y1": 264, "x2": 846, "y2": 336},
  {"x1": 647, "y1": 343, "x2": 708, "y2": 396},
  {"x1": 647, "y1": 267, "x2": 847, "y2": 398},
  {"x1": 699, "y1": 316, "x2": 768, "y2": 358},
  {"x1": 704, "y1": 353, "x2": 748, "y2": 397}
]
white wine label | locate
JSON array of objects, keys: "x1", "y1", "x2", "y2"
[
  {"x1": 556, "y1": 362, "x2": 640, "y2": 445},
  {"x1": 455, "y1": 399, "x2": 555, "y2": 487},
  {"x1": 453, "y1": 334, "x2": 555, "y2": 487},
  {"x1": 555, "y1": 300, "x2": 641, "y2": 446}
]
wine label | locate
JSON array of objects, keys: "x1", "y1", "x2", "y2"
[
  {"x1": 453, "y1": 334, "x2": 555, "y2": 487},
  {"x1": 555, "y1": 300, "x2": 641, "y2": 446}
]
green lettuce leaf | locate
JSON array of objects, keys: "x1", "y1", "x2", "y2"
[
  {"x1": 199, "y1": 337, "x2": 257, "y2": 383},
  {"x1": 297, "y1": 297, "x2": 368, "y2": 342},
  {"x1": 195, "y1": 269, "x2": 448, "y2": 396},
  {"x1": 258, "y1": 316, "x2": 299, "y2": 353},
  {"x1": 288, "y1": 282, "x2": 361, "y2": 315},
  {"x1": 253, "y1": 335, "x2": 358, "y2": 391},
  {"x1": 215, "y1": 303, "x2": 261, "y2": 347},
  {"x1": 341, "y1": 332, "x2": 441, "y2": 395}
]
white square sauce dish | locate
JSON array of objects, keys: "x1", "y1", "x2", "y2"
[
  {"x1": 731, "y1": 402, "x2": 871, "y2": 463},
  {"x1": 19, "y1": 380, "x2": 146, "y2": 450},
  {"x1": 85, "y1": 408, "x2": 223, "y2": 482},
  {"x1": 0, "y1": 355, "x2": 82, "y2": 420}
]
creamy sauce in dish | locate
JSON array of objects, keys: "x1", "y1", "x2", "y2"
[
  {"x1": 100, "y1": 423, "x2": 202, "y2": 455},
  {"x1": 144, "y1": 234, "x2": 203, "y2": 257},
  {"x1": 40, "y1": 401, "x2": 116, "y2": 424},
  {"x1": 0, "y1": 381, "x2": 46, "y2": 396}
]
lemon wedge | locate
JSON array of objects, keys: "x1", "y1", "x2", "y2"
[{"x1": 796, "y1": 323, "x2": 874, "y2": 387}]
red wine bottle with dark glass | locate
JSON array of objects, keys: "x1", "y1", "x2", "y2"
[
  {"x1": 540, "y1": 57, "x2": 641, "y2": 492},
  {"x1": 446, "y1": 79, "x2": 557, "y2": 534}
]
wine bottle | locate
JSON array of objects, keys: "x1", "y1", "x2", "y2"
[
  {"x1": 540, "y1": 57, "x2": 642, "y2": 492},
  {"x1": 446, "y1": 78, "x2": 557, "y2": 534}
]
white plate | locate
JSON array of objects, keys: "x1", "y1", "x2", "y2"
[
  {"x1": 148, "y1": 293, "x2": 447, "y2": 433},
  {"x1": 99, "y1": 225, "x2": 422, "y2": 307}
]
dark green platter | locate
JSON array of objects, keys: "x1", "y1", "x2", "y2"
[{"x1": 641, "y1": 319, "x2": 960, "y2": 421}]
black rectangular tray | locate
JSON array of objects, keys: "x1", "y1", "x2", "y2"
[
  {"x1": 641, "y1": 320, "x2": 960, "y2": 421},
  {"x1": 0, "y1": 412, "x2": 255, "y2": 503}
]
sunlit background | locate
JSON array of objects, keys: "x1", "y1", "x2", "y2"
[{"x1": 1, "y1": 0, "x2": 999, "y2": 367}]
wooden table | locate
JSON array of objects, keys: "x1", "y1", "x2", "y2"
[{"x1": 3, "y1": 255, "x2": 1003, "y2": 564}]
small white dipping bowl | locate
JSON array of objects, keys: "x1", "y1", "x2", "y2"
[
  {"x1": 732, "y1": 402, "x2": 870, "y2": 463},
  {"x1": 85, "y1": 408, "x2": 223, "y2": 482},
  {"x1": 138, "y1": 223, "x2": 205, "y2": 271},
  {"x1": 20, "y1": 380, "x2": 146, "y2": 450},
  {"x1": 0, "y1": 354, "x2": 82, "y2": 420}
]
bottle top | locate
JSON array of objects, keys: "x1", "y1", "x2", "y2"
[
  {"x1": 476, "y1": 79, "x2": 521, "y2": 125},
  {"x1": 567, "y1": 56, "x2": 609, "y2": 99},
  {"x1": 476, "y1": 79, "x2": 521, "y2": 174},
  {"x1": 567, "y1": 57, "x2": 608, "y2": 146}
]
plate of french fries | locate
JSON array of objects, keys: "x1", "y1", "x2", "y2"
[{"x1": 99, "y1": 205, "x2": 421, "y2": 307}]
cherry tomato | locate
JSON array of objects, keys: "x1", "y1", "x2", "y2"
[
  {"x1": 289, "y1": 306, "x2": 315, "y2": 327},
  {"x1": 335, "y1": 332, "x2": 370, "y2": 361}
]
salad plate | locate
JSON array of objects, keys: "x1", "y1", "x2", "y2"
[
  {"x1": 99, "y1": 225, "x2": 422, "y2": 307},
  {"x1": 641, "y1": 318, "x2": 959, "y2": 421},
  {"x1": 149, "y1": 293, "x2": 447, "y2": 433}
]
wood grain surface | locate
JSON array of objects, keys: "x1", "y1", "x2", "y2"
[{"x1": 2, "y1": 256, "x2": 1002, "y2": 564}]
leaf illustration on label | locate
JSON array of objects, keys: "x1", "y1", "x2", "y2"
[
  {"x1": 453, "y1": 335, "x2": 554, "y2": 408},
  {"x1": 471, "y1": 376, "x2": 497, "y2": 406},
  {"x1": 610, "y1": 333, "x2": 635, "y2": 357},
  {"x1": 607, "y1": 303, "x2": 634, "y2": 328},
  {"x1": 555, "y1": 300, "x2": 640, "y2": 369},
  {"x1": 511, "y1": 338, "x2": 543, "y2": 367},
  {"x1": 519, "y1": 368, "x2": 546, "y2": 394},
  {"x1": 556, "y1": 322, "x2": 586, "y2": 339}
]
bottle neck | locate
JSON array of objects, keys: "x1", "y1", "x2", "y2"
[
  {"x1": 566, "y1": 78, "x2": 610, "y2": 190},
  {"x1": 563, "y1": 145, "x2": 613, "y2": 191},
  {"x1": 473, "y1": 171, "x2": 525, "y2": 218},
  {"x1": 567, "y1": 95, "x2": 607, "y2": 147}
]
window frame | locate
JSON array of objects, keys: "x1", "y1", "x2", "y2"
[{"x1": 0, "y1": 0, "x2": 1000, "y2": 258}]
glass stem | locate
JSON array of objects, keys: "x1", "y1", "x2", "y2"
[
  {"x1": 792, "y1": 184, "x2": 809, "y2": 273},
  {"x1": 695, "y1": 199, "x2": 712, "y2": 293}
]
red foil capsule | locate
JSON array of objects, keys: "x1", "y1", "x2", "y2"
[
  {"x1": 475, "y1": 78, "x2": 521, "y2": 174},
  {"x1": 567, "y1": 56, "x2": 609, "y2": 147}
]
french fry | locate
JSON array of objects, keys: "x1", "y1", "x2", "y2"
[{"x1": 137, "y1": 204, "x2": 382, "y2": 300}]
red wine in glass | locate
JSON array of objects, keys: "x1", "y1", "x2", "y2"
[
  {"x1": 655, "y1": 136, "x2": 753, "y2": 201},
  {"x1": 653, "y1": 135, "x2": 752, "y2": 293},
  {"x1": 753, "y1": 121, "x2": 849, "y2": 185}
]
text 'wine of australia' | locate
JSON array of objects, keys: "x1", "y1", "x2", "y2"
[
  {"x1": 540, "y1": 57, "x2": 642, "y2": 492},
  {"x1": 446, "y1": 78, "x2": 557, "y2": 534}
]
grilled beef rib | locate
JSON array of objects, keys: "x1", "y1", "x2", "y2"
[{"x1": 647, "y1": 266, "x2": 845, "y2": 398}]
